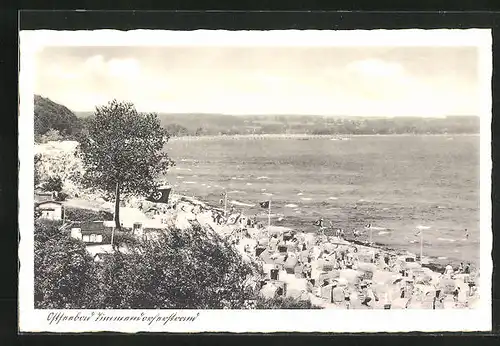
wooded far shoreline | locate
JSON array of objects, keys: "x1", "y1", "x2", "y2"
[{"x1": 34, "y1": 95, "x2": 479, "y2": 143}]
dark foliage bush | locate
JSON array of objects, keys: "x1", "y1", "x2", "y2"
[
  {"x1": 65, "y1": 207, "x2": 114, "y2": 222},
  {"x1": 97, "y1": 225, "x2": 255, "y2": 309},
  {"x1": 254, "y1": 295, "x2": 323, "y2": 309}
]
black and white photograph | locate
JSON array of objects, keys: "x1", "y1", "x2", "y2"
[{"x1": 18, "y1": 29, "x2": 492, "y2": 333}]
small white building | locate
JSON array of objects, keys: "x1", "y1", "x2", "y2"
[
  {"x1": 36, "y1": 201, "x2": 64, "y2": 221},
  {"x1": 70, "y1": 221, "x2": 110, "y2": 244}
]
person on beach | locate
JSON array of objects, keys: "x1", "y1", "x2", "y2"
[
  {"x1": 314, "y1": 218, "x2": 324, "y2": 228},
  {"x1": 464, "y1": 262, "x2": 471, "y2": 274},
  {"x1": 306, "y1": 279, "x2": 314, "y2": 293},
  {"x1": 343, "y1": 286, "x2": 352, "y2": 309},
  {"x1": 456, "y1": 262, "x2": 464, "y2": 274},
  {"x1": 433, "y1": 289, "x2": 444, "y2": 309},
  {"x1": 353, "y1": 229, "x2": 360, "y2": 238},
  {"x1": 443, "y1": 264, "x2": 454, "y2": 278},
  {"x1": 453, "y1": 287, "x2": 461, "y2": 303},
  {"x1": 303, "y1": 261, "x2": 312, "y2": 279},
  {"x1": 358, "y1": 283, "x2": 371, "y2": 308},
  {"x1": 345, "y1": 256, "x2": 353, "y2": 269}
]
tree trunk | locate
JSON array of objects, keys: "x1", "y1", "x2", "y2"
[{"x1": 114, "y1": 181, "x2": 121, "y2": 230}]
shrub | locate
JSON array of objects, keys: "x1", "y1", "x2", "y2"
[
  {"x1": 254, "y1": 295, "x2": 323, "y2": 309},
  {"x1": 65, "y1": 207, "x2": 113, "y2": 222}
]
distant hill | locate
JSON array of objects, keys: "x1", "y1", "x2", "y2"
[
  {"x1": 73, "y1": 109, "x2": 480, "y2": 136},
  {"x1": 153, "y1": 113, "x2": 480, "y2": 136},
  {"x1": 34, "y1": 95, "x2": 82, "y2": 137}
]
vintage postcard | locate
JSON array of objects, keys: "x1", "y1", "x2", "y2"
[{"x1": 19, "y1": 29, "x2": 492, "y2": 333}]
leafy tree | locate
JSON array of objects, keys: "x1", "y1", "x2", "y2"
[
  {"x1": 42, "y1": 175, "x2": 63, "y2": 192},
  {"x1": 164, "y1": 123, "x2": 189, "y2": 137},
  {"x1": 34, "y1": 220, "x2": 100, "y2": 308},
  {"x1": 80, "y1": 100, "x2": 174, "y2": 229},
  {"x1": 98, "y1": 224, "x2": 256, "y2": 309},
  {"x1": 195, "y1": 127, "x2": 204, "y2": 136}
]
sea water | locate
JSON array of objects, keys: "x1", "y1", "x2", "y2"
[{"x1": 165, "y1": 135, "x2": 480, "y2": 265}]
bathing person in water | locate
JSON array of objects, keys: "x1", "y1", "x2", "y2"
[
  {"x1": 465, "y1": 229, "x2": 469, "y2": 240},
  {"x1": 464, "y1": 262, "x2": 471, "y2": 274}
]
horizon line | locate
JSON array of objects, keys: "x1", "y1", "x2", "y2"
[{"x1": 72, "y1": 110, "x2": 479, "y2": 118}]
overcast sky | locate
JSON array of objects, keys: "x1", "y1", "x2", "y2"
[{"x1": 34, "y1": 46, "x2": 479, "y2": 117}]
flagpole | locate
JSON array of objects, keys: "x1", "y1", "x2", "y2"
[
  {"x1": 268, "y1": 199, "x2": 271, "y2": 229},
  {"x1": 420, "y1": 229, "x2": 423, "y2": 263},
  {"x1": 224, "y1": 190, "x2": 227, "y2": 217}
]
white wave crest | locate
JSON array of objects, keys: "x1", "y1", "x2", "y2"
[
  {"x1": 437, "y1": 237, "x2": 456, "y2": 242},
  {"x1": 367, "y1": 226, "x2": 386, "y2": 230},
  {"x1": 416, "y1": 225, "x2": 431, "y2": 230},
  {"x1": 230, "y1": 200, "x2": 255, "y2": 207}
]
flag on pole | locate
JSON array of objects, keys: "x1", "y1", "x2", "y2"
[
  {"x1": 313, "y1": 218, "x2": 324, "y2": 227},
  {"x1": 146, "y1": 187, "x2": 172, "y2": 203},
  {"x1": 260, "y1": 201, "x2": 270, "y2": 209}
]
